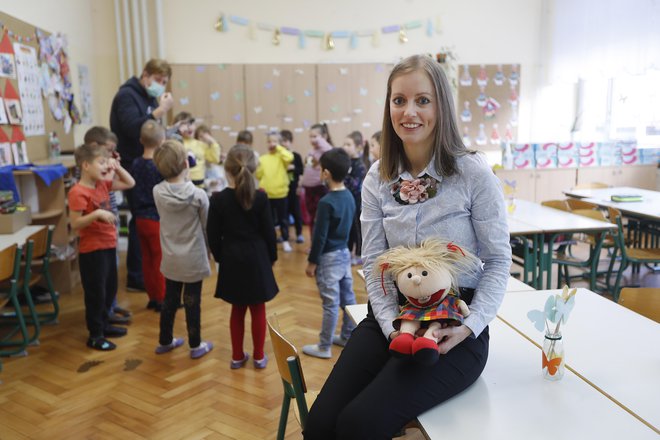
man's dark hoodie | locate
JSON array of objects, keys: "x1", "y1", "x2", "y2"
[{"x1": 110, "y1": 77, "x2": 159, "y2": 168}]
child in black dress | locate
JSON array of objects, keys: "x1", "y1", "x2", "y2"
[{"x1": 207, "y1": 145, "x2": 279, "y2": 370}]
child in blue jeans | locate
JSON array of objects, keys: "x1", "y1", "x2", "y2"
[{"x1": 304, "y1": 148, "x2": 356, "y2": 359}]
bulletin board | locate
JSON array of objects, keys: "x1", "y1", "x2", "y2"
[
  {"x1": 169, "y1": 64, "x2": 245, "y2": 152},
  {"x1": 244, "y1": 64, "x2": 316, "y2": 154},
  {"x1": 170, "y1": 63, "x2": 391, "y2": 156},
  {"x1": 457, "y1": 64, "x2": 520, "y2": 152},
  {"x1": 0, "y1": 11, "x2": 75, "y2": 163},
  {"x1": 316, "y1": 63, "x2": 391, "y2": 146}
]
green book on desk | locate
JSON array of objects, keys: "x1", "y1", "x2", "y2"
[{"x1": 611, "y1": 194, "x2": 642, "y2": 202}]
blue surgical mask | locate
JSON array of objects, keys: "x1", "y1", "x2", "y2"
[{"x1": 146, "y1": 80, "x2": 165, "y2": 98}]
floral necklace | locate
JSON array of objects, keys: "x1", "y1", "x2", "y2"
[{"x1": 390, "y1": 173, "x2": 439, "y2": 205}]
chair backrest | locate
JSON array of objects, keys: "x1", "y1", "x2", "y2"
[
  {"x1": 26, "y1": 226, "x2": 52, "y2": 259},
  {"x1": 567, "y1": 199, "x2": 599, "y2": 211},
  {"x1": 618, "y1": 288, "x2": 660, "y2": 323},
  {"x1": 268, "y1": 316, "x2": 307, "y2": 393},
  {"x1": 571, "y1": 208, "x2": 608, "y2": 222},
  {"x1": 572, "y1": 182, "x2": 608, "y2": 190},
  {"x1": 0, "y1": 244, "x2": 20, "y2": 282},
  {"x1": 541, "y1": 199, "x2": 571, "y2": 211},
  {"x1": 607, "y1": 206, "x2": 622, "y2": 224}
]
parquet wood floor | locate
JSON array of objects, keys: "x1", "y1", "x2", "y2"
[{"x1": 0, "y1": 237, "x2": 377, "y2": 440}]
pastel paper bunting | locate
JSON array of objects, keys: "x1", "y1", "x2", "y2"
[
  {"x1": 304, "y1": 30, "x2": 325, "y2": 38},
  {"x1": 298, "y1": 33, "x2": 306, "y2": 49},
  {"x1": 229, "y1": 15, "x2": 248, "y2": 26},
  {"x1": 426, "y1": 19, "x2": 434, "y2": 37},
  {"x1": 382, "y1": 25, "x2": 400, "y2": 33},
  {"x1": 405, "y1": 20, "x2": 423, "y2": 30},
  {"x1": 331, "y1": 31, "x2": 350, "y2": 38},
  {"x1": 281, "y1": 27, "x2": 300, "y2": 36},
  {"x1": 257, "y1": 23, "x2": 275, "y2": 31},
  {"x1": 350, "y1": 32, "x2": 358, "y2": 49}
]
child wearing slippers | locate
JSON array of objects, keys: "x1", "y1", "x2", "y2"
[{"x1": 153, "y1": 140, "x2": 213, "y2": 359}]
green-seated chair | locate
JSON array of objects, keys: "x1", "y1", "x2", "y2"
[
  {"x1": 268, "y1": 315, "x2": 315, "y2": 440},
  {"x1": 0, "y1": 244, "x2": 30, "y2": 370}
]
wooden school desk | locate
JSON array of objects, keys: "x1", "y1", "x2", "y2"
[
  {"x1": 508, "y1": 199, "x2": 616, "y2": 289},
  {"x1": 497, "y1": 288, "x2": 660, "y2": 434},
  {"x1": 0, "y1": 225, "x2": 46, "y2": 251},
  {"x1": 564, "y1": 186, "x2": 660, "y2": 221}
]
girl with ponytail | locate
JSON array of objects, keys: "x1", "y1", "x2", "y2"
[{"x1": 207, "y1": 145, "x2": 279, "y2": 370}]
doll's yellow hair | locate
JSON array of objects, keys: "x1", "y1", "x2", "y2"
[{"x1": 375, "y1": 238, "x2": 481, "y2": 292}]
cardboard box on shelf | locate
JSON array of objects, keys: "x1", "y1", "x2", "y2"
[{"x1": 0, "y1": 209, "x2": 31, "y2": 234}]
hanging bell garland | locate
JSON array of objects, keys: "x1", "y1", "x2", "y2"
[
  {"x1": 324, "y1": 33, "x2": 335, "y2": 50},
  {"x1": 214, "y1": 14, "x2": 227, "y2": 32},
  {"x1": 272, "y1": 28, "x2": 281, "y2": 45},
  {"x1": 399, "y1": 28, "x2": 408, "y2": 43}
]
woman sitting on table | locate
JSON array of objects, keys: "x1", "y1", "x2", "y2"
[{"x1": 303, "y1": 54, "x2": 512, "y2": 439}]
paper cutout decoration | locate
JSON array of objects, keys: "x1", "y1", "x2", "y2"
[
  {"x1": 254, "y1": 106, "x2": 263, "y2": 114},
  {"x1": 475, "y1": 123, "x2": 487, "y2": 146},
  {"x1": 303, "y1": 89, "x2": 313, "y2": 97},
  {"x1": 264, "y1": 82, "x2": 273, "y2": 90},
  {"x1": 0, "y1": 95, "x2": 7, "y2": 124},
  {"x1": 460, "y1": 101, "x2": 472, "y2": 122},
  {"x1": 48, "y1": 94, "x2": 64, "y2": 120},
  {"x1": 4, "y1": 80, "x2": 22, "y2": 124},
  {"x1": 0, "y1": 32, "x2": 16, "y2": 79},
  {"x1": 462, "y1": 126, "x2": 471, "y2": 147},
  {"x1": 476, "y1": 65, "x2": 488, "y2": 87},
  {"x1": 508, "y1": 86, "x2": 519, "y2": 105},
  {"x1": 483, "y1": 97, "x2": 501, "y2": 119},
  {"x1": 10, "y1": 126, "x2": 28, "y2": 165},
  {"x1": 67, "y1": 95, "x2": 81, "y2": 124},
  {"x1": 0, "y1": 127, "x2": 11, "y2": 165},
  {"x1": 509, "y1": 65, "x2": 519, "y2": 86},
  {"x1": 195, "y1": 66, "x2": 205, "y2": 73},
  {"x1": 179, "y1": 97, "x2": 189, "y2": 105},
  {"x1": 459, "y1": 64, "x2": 472, "y2": 87},
  {"x1": 490, "y1": 123, "x2": 500, "y2": 145},
  {"x1": 272, "y1": 68, "x2": 280, "y2": 77},
  {"x1": 475, "y1": 86, "x2": 487, "y2": 107},
  {"x1": 327, "y1": 84, "x2": 337, "y2": 93},
  {"x1": 493, "y1": 65, "x2": 505, "y2": 86},
  {"x1": 210, "y1": 91, "x2": 220, "y2": 101}
]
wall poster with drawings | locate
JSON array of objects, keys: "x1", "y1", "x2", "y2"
[
  {"x1": 457, "y1": 64, "x2": 520, "y2": 151},
  {"x1": 13, "y1": 42, "x2": 46, "y2": 136}
]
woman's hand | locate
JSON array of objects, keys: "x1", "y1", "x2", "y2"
[{"x1": 432, "y1": 325, "x2": 472, "y2": 354}]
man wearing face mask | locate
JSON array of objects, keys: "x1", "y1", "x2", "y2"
[{"x1": 110, "y1": 58, "x2": 174, "y2": 292}]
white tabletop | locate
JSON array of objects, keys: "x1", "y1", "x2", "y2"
[
  {"x1": 564, "y1": 187, "x2": 660, "y2": 221},
  {"x1": 509, "y1": 199, "x2": 616, "y2": 234},
  {"x1": 346, "y1": 277, "x2": 534, "y2": 326},
  {"x1": 418, "y1": 318, "x2": 658, "y2": 439},
  {"x1": 0, "y1": 225, "x2": 46, "y2": 251},
  {"x1": 497, "y1": 288, "x2": 660, "y2": 431}
]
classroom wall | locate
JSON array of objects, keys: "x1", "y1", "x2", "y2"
[
  {"x1": 0, "y1": 0, "x2": 119, "y2": 148},
  {"x1": 159, "y1": 0, "x2": 544, "y2": 143}
]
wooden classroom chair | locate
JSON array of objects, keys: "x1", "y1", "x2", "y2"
[
  {"x1": 268, "y1": 315, "x2": 315, "y2": 440},
  {"x1": 0, "y1": 244, "x2": 31, "y2": 370},
  {"x1": 618, "y1": 288, "x2": 660, "y2": 323},
  {"x1": 566, "y1": 198, "x2": 599, "y2": 211},
  {"x1": 23, "y1": 226, "x2": 59, "y2": 324},
  {"x1": 571, "y1": 182, "x2": 608, "y2": 190}
]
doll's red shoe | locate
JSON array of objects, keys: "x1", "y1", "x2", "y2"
[
  {"x1": 412, "y1": 337, "x2": 440, "y2": 365},
  {"x1": 389, "y1": 333, "x2": 415, "y2": 357}
]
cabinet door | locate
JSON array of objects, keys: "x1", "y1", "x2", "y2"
[
  {"x1": 576, "y1": 166, "x2": 618, "y2": 187},
  {"x1": 617, "y1": 165, "x2": 657, "y2": 189},
  {"x1": 494, "y1": 169, "x2": 536, "y2": 201},
  {"x1": 534, "y1": 168, "x2": 577, "y2": 202}
]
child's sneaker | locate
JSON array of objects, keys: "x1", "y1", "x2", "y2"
[
  {"x1": 253, "y1": 354, "x2": 268, "y2": 369},
  {"x1": 87, "y1": 337, "x2": 116, "y2": 351},
  {"x1": 332, "y1": 334, "x2": 349, "y2": 347},
  {"x1": 296, "y1": 234, "x2": 305, "y2": 244},
  {"x1": 190, "y1": 341, "x2": 214, "y2": 359},
  {"x1": 302, "y1": 344, "x2": 332, "y2": 359},
  {"x1": 230, "y1": 352, "x2": 250, "y2": 369},
  {"x1": 155, "y1": 337, "x2": 184, "y2": 354},
  {"x1": 282, "y1": 241, "x2": 293, "y2": 253}
]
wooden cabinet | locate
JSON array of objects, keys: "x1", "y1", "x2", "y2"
[
  {"x1": 576, "y1": 165, "x2": 657, "y2": 189},
  {"x1": 494, "y1": 168, "x2": 577, "y2": 203},
  {"x1": 14, "y1": 158, "x2": 79, "y2": 294}
]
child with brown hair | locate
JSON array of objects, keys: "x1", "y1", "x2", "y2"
[
  {"x1": 195, "y1": 124, "x2": 227, "y2": 194},
  {"x1": 172, "y1": 112, "x2": 220, "y2": 187},
  {"x1": 153, "y1": 140, "x2": 213, "y2": 359},
  {"x1": 132, "y1": 120, "x2": 166, "y2": 310},
  {"x1": 69, "y1": 143, "x2": 135, "y2": 350},
  {"x1": 207, "y1": 145, "x2": 279, "y2": 370}
]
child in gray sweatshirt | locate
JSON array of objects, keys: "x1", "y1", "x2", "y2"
[{"x1": 152, "y1": 140, "x2": 213, "y2": 359}]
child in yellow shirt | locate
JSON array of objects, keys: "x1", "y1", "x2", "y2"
[
  {"x1": 256, "y1": 131, "x2": 294, "y2": 252},
  {"x1": 173, "y1": 112, "x2": 221, "y2": 187}
]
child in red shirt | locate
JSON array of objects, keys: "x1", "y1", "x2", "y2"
[{"x1": 69, "y1": 143, "x2": 135, "y2": 350}]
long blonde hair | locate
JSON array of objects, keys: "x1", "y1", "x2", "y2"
[
  {"x1": 224, "y1": 145, "x2": 258, "y2": 210},
  {"x1": 375, "y1": 238, "x2": 480, "y2": 292}
]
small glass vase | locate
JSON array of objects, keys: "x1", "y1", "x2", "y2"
[{"x1": 542, "y1": 331, "x2": 565, "y2": 381}]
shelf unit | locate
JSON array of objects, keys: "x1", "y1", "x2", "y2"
[{"x1": 14, "y1": 157, "x2": 79, "y2": 294}]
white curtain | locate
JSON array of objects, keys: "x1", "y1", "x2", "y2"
[{"x1": 548, "y1": 0, "x2": 660, "y2": 81}]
